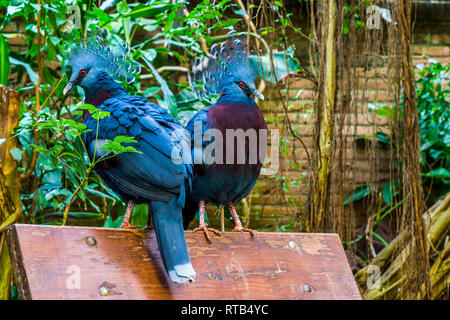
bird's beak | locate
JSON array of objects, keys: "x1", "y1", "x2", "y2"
[
  {"x1": 63, "y1": 82, "x2": 73, "y2": 95},
  {"x1": 252, "y1": 89, "x2": 264, "y2": 100}
]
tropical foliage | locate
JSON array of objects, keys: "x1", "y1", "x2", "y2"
[{"x1": 0, "y1": 0, "x2": 299, "y2": 228}]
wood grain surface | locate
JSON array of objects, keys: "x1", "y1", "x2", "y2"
[{"x1": 6, "y1": 224, "x2": 361, "y2": 300}]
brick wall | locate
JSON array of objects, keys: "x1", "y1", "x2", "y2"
[
  {"x1": 2, "y1": 3, "x2": 449, "y2": 231},
  {"x1": 202, "y1": 3, "x2": 450, "y2": 232}
]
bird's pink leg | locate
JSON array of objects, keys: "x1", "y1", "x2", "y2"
[
  {"x1": 228, "y1": 202, "x2": 255, "y2": 237},
  {"x1": 193, "y1": 200, "x2": 221, "y2": 243},
  {"x1": 120, "y1": 200, "x2": 137, "y2": 229}
]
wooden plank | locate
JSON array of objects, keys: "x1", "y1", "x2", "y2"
[{"x1": 6, "y1": 224, "x2": 361, "y2": 300}]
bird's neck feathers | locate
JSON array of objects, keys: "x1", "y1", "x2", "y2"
[
  {"x1": 83, "y1": 72, "x2": 126, "y2": 122},
  {"x1": 84, "y1": 72, "x2": 125, "y2": 106},
  {"x1": 217, "y1": 85, "x2": 257, "y2": 106}
]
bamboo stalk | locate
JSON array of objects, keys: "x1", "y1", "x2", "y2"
[
  {"x1": 423, "y1": 241, "x2": 449, "y2": 299},
  {"x1": 356, "y1": 191, "x2": 450, "y2": 299}
]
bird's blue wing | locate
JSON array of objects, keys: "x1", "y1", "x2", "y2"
[
  {"x1": 185, "y1": 107, "x2": 211, "y2": 169},
  {"x1": 85, "y1": 94, "x2": 192, "y2": 205}
]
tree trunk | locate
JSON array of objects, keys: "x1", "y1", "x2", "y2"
[
  {"x1": 308, "y1": 0, "x2": 337, "y2": 232},
  {"x1": 0, "y1": 85, "x2": 22, "y2": 300},
  {"x1": 397, "y1": 0, "x2": 432, "y2": 299}
]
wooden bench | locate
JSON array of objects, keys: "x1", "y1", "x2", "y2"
[{"x1": 5, "y1": 224, "x2": 361, "y2": 300}]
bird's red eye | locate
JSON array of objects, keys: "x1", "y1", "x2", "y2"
[
  {"x1": 80, "y1": 69, "x2": 87, "y2": 77},
  {"x1": 238, "y1": 81, "x2": 245, "y2": 88}
]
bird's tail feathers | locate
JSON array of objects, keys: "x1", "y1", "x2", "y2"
[
  {"x1": 182, "y1": 197, "x2": 199, "y2": 229},
  {"x1": 151, "y1": 197, "x2": 196, "y2": 283}
]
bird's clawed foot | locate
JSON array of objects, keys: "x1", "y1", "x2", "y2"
[
  {"x1": 232, "y1": 226, "x2": 256, "y2": 237},
  {"x1": 228, "y1": 202, "x2": 255, "y2": 239},
  {"x1": 193, "y1": 224, "x2": 221, "y2": 243},
  {"x1": 193, "y1": 200, "x2": 221, "y2": 243},
  {"x1": 119, "y1": 222, "x2": 138, "y2": 229}
]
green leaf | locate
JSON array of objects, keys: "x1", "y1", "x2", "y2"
[
  {"x1": 117, "y1": 0, "x2": 130, "y2": 14},
  {"x1": 103, "y1": 213, "x2": 115, "y2": 228},
  {"x1": 42, "y1": 170, "x2": 62, "y2": 186},
  {"x1": 103, "y1": 213, "x2": 125, "y2": 228},
  {"x1": 420, "y1": 141, "x2": 433, "y2": 152},
  {"x1": 6, "y1": 4, "x2": 24, "y2": 16},
  {"x1": 219, "y1": 19, "x2": 239, "y2": 27},
  {"x1": 233, "y1": 9, "x2": 247, "y2": 15},
  {"x1": 9, "y1": 56, "x2": 39, "y2": 84},
  {"x1": 142, "y1": 86, "x2": 160, "y2": 98},
  {"x1": 99, "y1": 0, "x2": 118, "y2": 10},
  {"x1": 176, "y1": 89, "x2": 202, "y2": 110},
  {"x1": 84, "y1": 187, "x2": 116, "y2": 201},
  {"x1": 143, "y1": 59, "x2": 178, "y2": 118},
  {"x1": 9, "y1": 148, "x2": 23, "y2": 163},
  {"x1": 87, "y1": 198, "x2": 101, "y2": 213},
  {"x1": 251, "y1": 46, "x2": 302, "y2": 84},
  {"x1": 113, "y1": 135, "x2": 138, "y2": 144},
  {"x1": 123, "y1": 4, "x2": 173, "y2": 19},
  {"x1": 344, "y1": 185, "x2": 372, "y2": 205},
  {"x1": 274, "y1": 1, "x2": 284, "y2": 7},
  {"x1": 376, "y1": 132, "x2": 391, "y2": 145},
  {"x1": 78, "y1": 104, "x2": 110, "y2": 119},
  {"x1": 91, "y1": 7, "x2": 114, "y2": 24},
  {"x1": 423, "y1": 168, "x2": 450, "y2": 179},
  {"x1": 98, "y1": 136, "x2": 140, "y2": 156},
  {"x1": 142, "y1": 49, "x2": 157, "y2": 62},
  {"x1": 131, "y1": 204, "x2": 149, "y2": 227},
  {"x1": 382, "y1": 180, "x2": 399, "y2": 205},
  {"x1": 30, "y1": 144, "x2": 51, "y2": 154},
  {"x1": 102, "y1": 2, "x2": 173, "y2": 27},
  {"x1": 77, "y1": 104, "x2": 97, "y2": 112}
]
